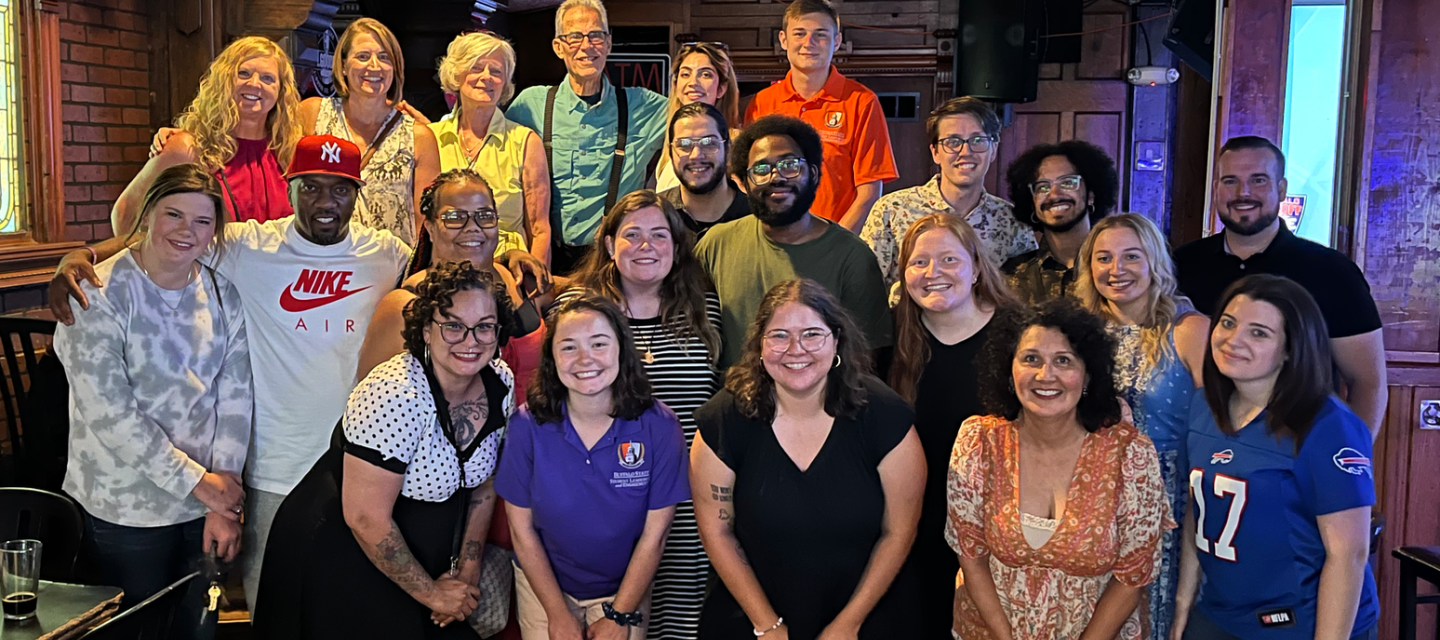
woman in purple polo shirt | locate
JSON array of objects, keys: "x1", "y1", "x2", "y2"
[
  {"x1": 495, "y1": 293, "x2": 690, "y2": 640},
  {"x1": 691, "y1": 278, "x2": 925, "y2": 639}
]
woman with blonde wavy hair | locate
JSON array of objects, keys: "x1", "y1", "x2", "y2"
[
  {"x1": 886, "y1": 213, "x2": 1017, "y2": 638},
  {"x1": 1074, "y1": 212, "x2": 1208, "y2": 640},
  {"x1": 654, "y1": 41, "x2": 741, "y2": 193},
  {"x1": 117, "y1": 36, "x2": 301, "y2": 236}
]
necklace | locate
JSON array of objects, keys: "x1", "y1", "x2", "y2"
[
  {"x1": 459, "y1": 127, "x2": 485, "y2": 170},
  {"x1": 132, "y1": 249, "x2": 198, "y2": 313}
]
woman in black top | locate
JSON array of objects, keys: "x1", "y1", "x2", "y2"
[
  {"x1": 887, "y1": 214, "x2": 1018, "y2": 638},
  {"x1": 691, "y1": 279, "x2": 925, "y2": 640},
  {"x1": 255, "y1": 262, "x2": 516, "y2": 639}
]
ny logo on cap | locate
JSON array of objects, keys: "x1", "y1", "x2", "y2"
[{"x1": 320, "y1": 141, "x2": 342, "y2": 164}]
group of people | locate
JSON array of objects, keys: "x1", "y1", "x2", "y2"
[{"x1": 41, "y1": 0, "x2": 1389, "y2": 639}]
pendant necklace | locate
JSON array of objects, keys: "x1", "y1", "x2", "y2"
[{"x1": 133, "y1": 248, "x2": 197, "y2": 314}]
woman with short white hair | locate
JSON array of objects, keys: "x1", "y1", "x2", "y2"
[{"x1": 430, "y1": 31, "x2": 553, "y2": 265}]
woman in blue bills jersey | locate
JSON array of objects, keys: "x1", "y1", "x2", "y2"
[{"x1": 1174, "y1": 275, "x2": 1377, "y2": 640}]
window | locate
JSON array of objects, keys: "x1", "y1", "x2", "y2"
[
  {"x1": 1280, "y1": 2, "x2": 1347, "y2": 246},
  {"x1": 876, "y1": 92, "x2": 921, "y2": 122},
  {"x1": 0, "y1": 0, "x2": 23, "y2": 234}
]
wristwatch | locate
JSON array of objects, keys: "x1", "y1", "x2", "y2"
[{"x1": 601, "y1": 601, "x2": 644, "y2": 626}]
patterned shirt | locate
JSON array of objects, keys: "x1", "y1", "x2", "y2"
[
  {"x1": 1003, "y1": 245, "x2": 1077, "y2": 306},
  {"x1": 947, "y1": 416, "x2": 1171, "y2": 640},
  {"x1": 56, "y1": 251, "x2": 252, "y2": 527},
  {"x1": 862, "y1": 175, "x2": 1037, "y2": 291},
  {"x1": 316, "y1": 97, "x2": 420, "y2": 247}
]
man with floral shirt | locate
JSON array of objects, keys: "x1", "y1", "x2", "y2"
[{"x1": 862, "y1": 97, "x2": 1035, "y2": 298}]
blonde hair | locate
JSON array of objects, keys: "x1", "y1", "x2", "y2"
[
  {"x1": 174, "y1": 36, "x2": 301, "y2": 172},
  {"x1": 333, "y1": 18, "x2": 406, "y2": 103},
  {"x1": 437, "y1": 31, "x2": 518, "y2": 106},
  {"x1": 1076, "y1": 213, "x2": 1182, "y2": 380},
  {"x1": 554, "y1": 0, "x2": 609, "y2": 37}
]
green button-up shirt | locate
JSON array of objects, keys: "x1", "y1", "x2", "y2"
[{"x1": 506, "y1": 77, "x2": 668, "y2": 246}]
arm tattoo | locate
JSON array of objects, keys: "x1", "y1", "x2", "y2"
[
  {"x1": 361, "y1": 522, "x2": 434, "y2": 599},
  {"x1": 710, "y1": 484, "x2": 732, "y2": 502},
  {"x1": 461, "y1": 539, "x2": 484, "y2": 562},
  {"x1": 449, "y1": 394, "x2": 490, "y2": 449}
]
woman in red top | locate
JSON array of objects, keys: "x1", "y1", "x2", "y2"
[{"x1": 117, "y1": 36, "x2": 302, "y2": 235}]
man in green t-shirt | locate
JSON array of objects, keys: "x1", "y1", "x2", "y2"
[{"x1": 696, "y1": 115, "x2": 892, "y2": 367}]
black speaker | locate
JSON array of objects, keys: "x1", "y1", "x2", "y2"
[
  {"x1": 955, "y1": 0, "x2": 1042, "y2": 103},
  {"x1": 1163, "y1": 0, "x2": 1217, "y2": 81}
]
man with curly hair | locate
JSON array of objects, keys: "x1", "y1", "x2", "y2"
[{"x1": 1001, "y1": 140, "x2": 1120, "y2": 305}]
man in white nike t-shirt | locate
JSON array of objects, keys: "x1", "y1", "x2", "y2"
[{"x1": 50, "y1": 135, "x2": 410, "y2": 612}]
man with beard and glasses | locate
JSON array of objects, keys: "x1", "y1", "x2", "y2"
[
  {"x1": 863, "y1": 96, "x2": 1036, "y2": 301},
  {"x1": 659, "y1": 102, "x2": 750, "y2": 240},
  {"x1": 1175, "y1": 136, "x2": 1387, "y2": 437},
  {"x1": 47, "y1": 135, "x2": 412, "y2": 611},
  {"x1": 696, "y1": 115, "x2": 890, "y2": 367},
  {"x1": 1001, "y1": 140, "x2": 1120, "y2": 305}
]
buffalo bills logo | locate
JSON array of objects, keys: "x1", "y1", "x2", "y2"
[
  {"x1": 1332, "y1": 448, "x2": 1372, "y2": 477},
  {"x1": 617, "y1": 441, "x2": 645, "y2": 470},
  {"x1": 1210, "y1": 449, "x2": 1234, "y2": 465}
]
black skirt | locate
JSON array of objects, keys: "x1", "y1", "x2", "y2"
[{"x1": 253, "y1": 438, "x2": 474, "y2": 640}]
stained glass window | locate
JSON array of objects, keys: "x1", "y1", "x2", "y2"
[{"x1": 0, "y1": 0, "x2": 23, "y2": 234}]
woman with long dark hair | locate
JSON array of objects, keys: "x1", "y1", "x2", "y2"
[
  {"x1": 692, "y1": 279, "x2": 924, "y2": 639},
  {"x1": 496, "y1": 294, "x2": 690, "y2": 640},
  {"x1": 1173, "y1": 275, "x2": 1377, "y2": 640},
  {"x1": 555, "y1": 190, "x2": 721, "y2": 639},
  {"x1": 887, "y1": 214, "x2": 1016, "y2": 638}
]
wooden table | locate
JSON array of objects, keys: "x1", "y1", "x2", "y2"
[
  {"x1": 1394, "y1": 546, "x2": 1440, "y2": 640},
  {"x1": 0, "y1": 581, "x2": 122, "y2": 640}
]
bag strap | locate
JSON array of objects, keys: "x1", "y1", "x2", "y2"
[
  {"x1": 607, "y1": 85, "x2": 629, "y2": 214},
  {"x1": 360, "y1": 107, "x2": 405, "y2": 172},
  {"x1": 543, "y1": 86, "x2": 562, "y2": 246},
  {"x1": 423, "y1": 358, "x2": 505, "y2": 573}
]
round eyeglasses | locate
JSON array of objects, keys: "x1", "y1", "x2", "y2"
[
  {"x1": 1028, "y1": 175, "x2": 1084, "y2": 196},
  {"x1": 747, "y1": 158, "x2": 807, "y2": 186},
  {"x1": 761, "y1": 328, "x2": 833, "y2": 354}
]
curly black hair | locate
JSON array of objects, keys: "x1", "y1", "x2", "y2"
[
  {"x1": 1005, "y1": 140, "x2": 1119, "y2": 231},
  {"x1": 728, "y1": 115, "x2": 824, "y2": 187},
  {"x1": 527, "y1": 293, "x2": 655, "y2": 426},
  {"x1": 401, "y1": 261, "x2": 515, "y2": 359},
  {"x1": 407, "y1": 168, "x2": 496, "y2": 278},
  {"x1": 976, "y1": 298, "x2": 1121, "y2": 432}
]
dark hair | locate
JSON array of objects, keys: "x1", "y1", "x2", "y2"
[
  {"x1": 131, "y1": 163, "x2": 229, "y2": 260},
  {"x1": 401, "y1": 261, "x2": 515, "y2": 359},
  {"x1": 668, "y1": 101, "x2": 730, "y2": 146},
  {"x1": 926, "y1": 96, "x2": 1001, "y2": 145},
  {"x1": 976, "y1": 299, "x2": 1122, "y2": 432},
  {"x1": 726, "y1": 279, "x2": 871, "y2": 422},
  {"x1": 783, "y1": 0, "x2": 839, "y2": 30},
  {"x1": 407, "y1": 169, "x2": 496, "y2": 278},
  {"x1": 1202, "y1": 275, "x2": 1333, "y2": 445},
  {"x1": 1005, "y1": 140, "x2": 1120, "y2": 231},
  {"x1": 527, "y1": 293, "x2": 655, "y2": 425},
  {"x1": 890, "y1": 215, "x2": 1020, "y2": 403},
  {"x1": 566, "y1": 189, "x2": 721, "y2": 361},
  {"x1": 728, "y1": 115, "x2": 824, "y2": 186},
  {"x1": 1218, "y1": 135, "x2": 1287, "y2": 177}
]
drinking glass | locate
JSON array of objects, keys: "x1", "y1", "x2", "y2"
[{"x1": 1, "y1": 540, "x2": 42, "y2": 620}]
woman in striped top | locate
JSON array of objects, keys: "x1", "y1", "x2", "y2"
[{"x1": 554, "y1": 190, "x2": 723, "y2": 640}]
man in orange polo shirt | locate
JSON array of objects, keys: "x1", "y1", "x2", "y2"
[{"x1": 744, "y1": 0, "x2": 897, "y2": 233}]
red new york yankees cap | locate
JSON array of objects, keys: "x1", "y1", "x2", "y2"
[{"x1": 285, "y1": 134, "x2": 366, "y2": 185}]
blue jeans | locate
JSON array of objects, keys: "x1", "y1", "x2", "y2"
[{"x1": 84, "y1": 514, "x2": 213, "y2": 640}]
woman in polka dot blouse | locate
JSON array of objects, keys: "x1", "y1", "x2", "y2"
[{"x1": 255, "y1": 261, "x2": 517, "y2": 638}]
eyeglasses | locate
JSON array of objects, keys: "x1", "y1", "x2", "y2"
[
  {"x1": 437, "y1": 208, "x2": 499, "y2": 230},
  {"x1": 936, "y1": 135, "x2": 996, "y2": 154},
  {"x1": 672, "y1": 135, "x2": 723, "y2": 155},
  {"x1": 762, "y1": 328, "x2": 833, "y2": 354},
  {"x1": 433, "y1": 320, "x2": 499, "y2": 345},
  {"x1": 557, "y1": 31, "x2": 609, "y2": 46},
  {"x1": 1029, "y1": 174, "x2": 1084, "y2": 196},
  {"x1": 747, "y1": 158, "x2": 807, "y2": 185}
]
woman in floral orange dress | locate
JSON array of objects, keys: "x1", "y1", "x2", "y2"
[{"x1": 946, "y1": 299, "x2": 1172, "y2": 640}]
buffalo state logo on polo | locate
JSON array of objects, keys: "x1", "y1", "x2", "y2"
[
  {"x1": 617, "y1": 441, "x2": 645, "y2": 469},
  {"x1": 825, "y1": 111, "x2": 843, "y2": 128},
  {"x1": 280, "y1": 269, "x2": 373, "y2": 313}
]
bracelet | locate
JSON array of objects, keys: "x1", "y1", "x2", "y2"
[
  {"x1": 601, "y1": 601, "x2": 643, "y2": 626},
  {"x1": 753, "y1": 617, "x2": 783, "y2": 637},
  {"x1": 84, "y1": 246, "x2": 97, "y2": 263}
]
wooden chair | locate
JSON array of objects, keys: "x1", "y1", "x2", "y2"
[
  {"x1": 0, "y1": 316, "x2": 66, "y2": 489},
  {"x1": 0, "y1": 317, "x2": 59, "y2": 473},
  {"x1": 0, "y1": 487, "x2": 84, "y2": 582},
  {"x1": 1393, "y1": 546, "x2": 1440, "y2": 640}
]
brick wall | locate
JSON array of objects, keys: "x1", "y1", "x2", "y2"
[{"x1": 57, "y1": 0, "x2": 152, "y2": 243}]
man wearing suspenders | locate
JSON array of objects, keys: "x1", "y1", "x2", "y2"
[{"x1": 506, "y1": 0, "x2": 668, "y2": 276}]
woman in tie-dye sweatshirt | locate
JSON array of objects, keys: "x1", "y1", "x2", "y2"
[{"x1": 55, "y1": 164, "x2": 252, "y2": 634}]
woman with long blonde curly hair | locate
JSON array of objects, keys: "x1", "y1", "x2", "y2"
[
  {"x1": 116, "y1": 36, "x2": 301, "y2": 236},
  {"x1": 1074, "y1": 212, "x2": 1208, "y2": 640}
]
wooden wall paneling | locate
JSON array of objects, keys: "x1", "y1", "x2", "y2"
[
  {"x1": 1216, "y1": 0, "x2": 1289, "y2": 142},
  {"x1": 861, "y1": 76, "x2": 934, "y2": 191},
  {"x1": 1402, "y1": 385, "x2": 1440, "y2": 638},
  {"x1": 1375, "y1": 385, "x2": 1412, "y2": 640},
  {"x1": 996, "y1": 112, "x2": 1060, "y2": 203}
]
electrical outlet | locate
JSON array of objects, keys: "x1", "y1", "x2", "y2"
[{"x1": 1421, "y1": 400, "x2": 1440, "y2": 429}]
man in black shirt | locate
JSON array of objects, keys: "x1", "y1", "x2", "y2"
[
  {"x1": 1001, "y1": 140, "x2": 1119, "y2": 305},
  {"x1": 1174, "y1": 135, "x2": 1387, "y2": 437},
  {"x1": 658, "y1": 102, "x2": 749, "y2": 240}
]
